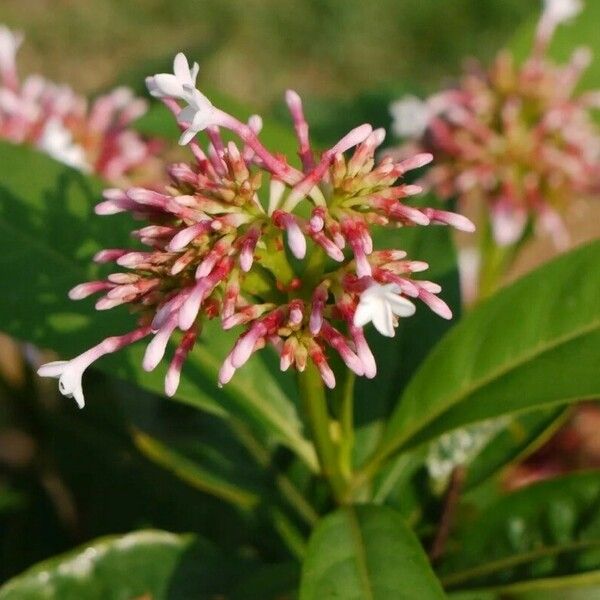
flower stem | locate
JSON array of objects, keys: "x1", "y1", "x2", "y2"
[
  {"x1": 297, "y1": 363, "x2": 347, "y2": 503},
  {"x1": 336, "y1": 371, "x2": 355, "y2": 481}
]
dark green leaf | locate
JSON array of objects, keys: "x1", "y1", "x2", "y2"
[
  {"x1": 0, "y1": 530, "x2": 233, "y2": 599},
  {"x1": 132, "y1": 429, "x2": 261, "y2": 509},
  {"x1": 465, "y1": 407, "x2": 569, "y2": 490},
  {"x1": 300, "y1": 504, "x2": 446, "y2": 599},
  {"x1": 230, "y1": 562, "x2": 300, "y2": 600},
  {"x1": 372, "y1": 241, "x2": 600, "y2": 467},
  {"x1": 440, "y1": 471, "x2": 600, "y2": 594}
]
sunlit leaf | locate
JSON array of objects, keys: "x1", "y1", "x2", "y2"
[
  {"x1": 0, "y1": 530, "x2": 234, "y2": 599},
  {"x1": 300, "y1": 504, "x2": 446, "y2": 599},
  {"x1": 372, "y1": 241, "x2": 600, "y2": 468}
]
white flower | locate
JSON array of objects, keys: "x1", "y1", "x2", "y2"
[
  {"x1": 353, "y1": 282, "x2": 416, "y2": 337},
  {"x1": 145, "y1": 53, "x2": 215, "y2": 145},
  {"x1": 543, "y1": 0, "x2": 583, "y2": 24},
  {"x1": 390, "y1": 95, "x2": 431, "y2": 139},
  {"x1": 38, "y1": 118, "x2": 91, "y2": 172},
  {"x1": 177, "y1": 85, "x2": 215, "y2": 145},
  {"x1": 37, "y1": 359, "x2": 88, "y2": 408},
  {"x1": 146, "y1": 52, "x2": 199, "y2": 100},
  {"x1": 0, "y1": 25, "x2": 23, "y2": 74}
]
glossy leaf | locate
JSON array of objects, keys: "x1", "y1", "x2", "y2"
[
  {"x1": 0, "y1": 530, "x2": 234, "y2": 599},
  {"x1": 300, "y1": 504, "x2": 446, "y2": 599},
  {"x1": 372, "y1": 241, "x2": 600, "y2": 467},
  {"x1": 440, "y1": 471, "x2": 600, "y2": 594},
  {"x1": 0, "y1": 141, "x2": 315, "y2": 468}
]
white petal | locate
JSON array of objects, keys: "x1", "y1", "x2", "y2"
[
  {"x1": 71, "y1": 385, "x2": 86, "y2": 409},
  {"x1": 190, "y1": 62, "x2": 200, "y2": 85},
  {"x1": 353, "y1": 300, "x2": 375, "y2": 328},
  {"x1": 386, "y1": 293, "x2": 416, "y2": 317},
  {"x1": 146, "y1": 76, "x2": 161, "y2": 97},
  {"x1": 190, "y1": 105, "x2": 214, "y2": 131},
  {"x1": 188, "y1": 86, "x2": 212, "y2": 109},
  {"x1": 152, "y1": 73, "x2": 184, "y2": 98},
  {"x1": 371, "y1": 300, "x2": 396, "y2": 337},
  {"x1": 177, "y1": 104, "x2": 198, "y2": 125},
  {"x1": 37, "y1": 360, "x2": 68, "y2": 378},
  {"x1": 173, "y1": 53, "x2": 191, "y2": 85},
  {"x1": 179, "y1": 126, "x2": 199, "y2": 146},
  {"x1": 381, "y1": 283, "x2": 402, "y2": 295}
]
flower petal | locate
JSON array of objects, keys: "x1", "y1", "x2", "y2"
[
  {"x1": 179, "y1": 126, "x2": 198, "y2": 146},
  {"x1": 371, "y1": 299, "x2": 396, "y2": 337},
  {"x1": 173, "y1": 53, "x2": 192, "y2": 85},
  {"x1": 152, "y1": 73, "x2": 184, "y2": 98},
  {"x1": 386, "y1": 293, "x2": 416, "y2": 317},
  {"x1": 37, "y1": 360, "x2": 68, "y2": 378},
  {"x1": 353, "y1": 300, "x2": 374, "y2": 328}
]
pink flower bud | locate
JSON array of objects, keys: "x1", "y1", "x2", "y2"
[{"x1": 68, "y1": 281, "x2": 112, "y2": 300}]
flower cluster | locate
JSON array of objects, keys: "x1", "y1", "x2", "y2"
[
  {"x1": 0, "y1": 25, "x2": 162, "y2": 185},
  {"x1": 390, "y1": 0, "x2": 599, "y2": 249},
  {"x1": 39, "y1": 53, "x2": 474, "y2": 407}
]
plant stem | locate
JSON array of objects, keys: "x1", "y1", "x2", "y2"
[
  {"x1": 348, "y1": 453, "x2": 383, "y2": 499},
  {"x1": 297, "y1": 363, "x2": 347, "y2": 503},
  {"x1": 429, "y1": 466, "x2": 466, "y2": 563},
  {"x1": 337, "y1": 371, "x2": 355, "y2": 481}
]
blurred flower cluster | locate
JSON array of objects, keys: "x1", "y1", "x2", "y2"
[
  {"x1": 0, "y1": 25, "x2": 162, "y2": 185},
  {"x1": 39, "y1": 53, "x2": 475, "y2": 405},
  {"x1": 390, "y1": 0, "x2": 599, "y2": 297}
]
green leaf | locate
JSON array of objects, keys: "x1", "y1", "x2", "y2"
[
  {"x1": 0, "y1": 530, "x2": 233, "y2": 599},
  {"x1": 300, "y1": 504, "x2": 446, "y2": 599},
  {"x1": 440, "y1": 471, "x2": 600, "y2": 594},
  {"x1": 230, "y1": 562, "x2": 300, "y2": 600},
  {"x1": 465, "y1": 407, "x2": 569, "y2": 490},
  {"x1": 132, "y1": 429, "x2": 261, "y2": 509},
  {"x1": 0, "y1": 141, "x2": 316, "y2": 469},
  {"x1": 371, "y1": 241, "x2": 600, "y2": 469}
]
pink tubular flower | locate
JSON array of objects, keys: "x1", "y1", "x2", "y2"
[
  {"x1": 38, "y1": 52, "x2": 474, "y2": 404},
  {"x1": 0, "y1": 25, "x2": 162, "y2": 185},
  {"x1": 389, "y1": 1, "x2": 599, "y2": 251}
]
